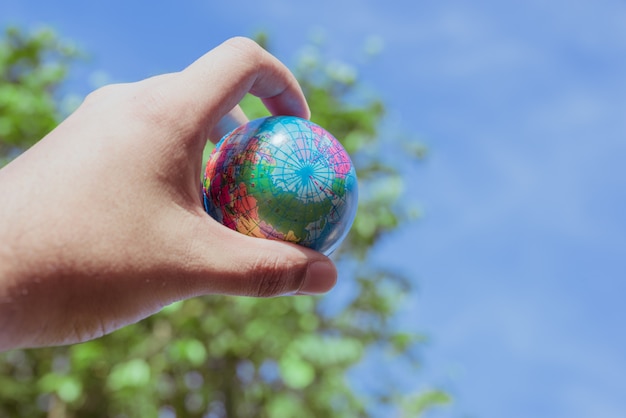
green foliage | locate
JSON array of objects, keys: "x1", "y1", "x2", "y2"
[
  {"x1": 400, "y1": 389, "x2": 452, "y2": 417},
  {"x1": 0, "y1": 28, "x2": 447, "y2": 417},
  {"x1": 0, "y1": 26, "x2": 79, "y2": 164}
]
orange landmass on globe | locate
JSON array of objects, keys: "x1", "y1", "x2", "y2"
[{"x1": 283, "y1": 230, "x2": 300, "y2": 243}]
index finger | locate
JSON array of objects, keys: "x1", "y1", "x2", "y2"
[{"x1": 170, "y1": 37, "x2": 310, "y2": 142}]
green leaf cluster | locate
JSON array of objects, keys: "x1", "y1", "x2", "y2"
[
  {"x1": 0, "y1": 26, "x2": 79, "y2": 164},
  {"x1": 0, "y1": 28, "x2": 448, "y2": 417}
]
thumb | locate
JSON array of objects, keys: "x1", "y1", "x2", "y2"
[{"x1": 184, "y1": 222, "x2": 337, "y2": 298}]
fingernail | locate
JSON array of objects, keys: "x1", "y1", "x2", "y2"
[{"x1": 297, "y1": 261, "x2": 337, "y2": 295}]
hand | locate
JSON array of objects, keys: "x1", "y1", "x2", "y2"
[{"x1": 0, "y1": 37, "x2": 337, "y2": 351}]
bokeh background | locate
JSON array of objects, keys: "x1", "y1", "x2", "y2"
[{"x1": 3, "y1": 0, "x2": 626, "y2": 417}]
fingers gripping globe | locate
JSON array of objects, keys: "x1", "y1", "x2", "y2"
[{"x1": 203, "y1": 116, "x2": 358, "y2": 256}]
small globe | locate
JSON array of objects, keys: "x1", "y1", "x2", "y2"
[{"x1": 203, "y1": 116, "x2": 358, "y2": 256}]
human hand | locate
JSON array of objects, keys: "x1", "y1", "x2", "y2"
[{"x1": 0, "y1": 37, "x2": 337, "y2": 351}]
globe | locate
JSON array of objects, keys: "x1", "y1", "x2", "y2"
[{"x1": 203, "y1": 116, "x2": 358, "y2": 256}]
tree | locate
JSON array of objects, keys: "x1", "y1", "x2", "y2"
[
  {"x1": 0, "y1": 26, "x2": 79, "y2": 165},
  {"x1": 0, "y1": 27, "x2": 449, "y2": 417}
]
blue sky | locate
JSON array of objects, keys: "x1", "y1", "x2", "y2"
[{"x1": 4, "y1": 0, "x2": 626, "y2": 417}]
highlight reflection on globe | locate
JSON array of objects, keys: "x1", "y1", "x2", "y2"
[{"x1": 203, "y1": 116, "x2": 358, "y2": 256}]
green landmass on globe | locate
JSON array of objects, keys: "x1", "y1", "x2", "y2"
[{"x1": 203, "y1": 116, "x2": 358, "y2": 256}]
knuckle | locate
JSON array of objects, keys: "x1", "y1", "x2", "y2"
[
  {"x1": 83, "y1": 83, "x2": 126, "y2": 104},
  {"x1": 249, "y1": 254, "x2": 305, "y2": 298},
  {"x1": 224, "y1": 36, "x2": 261, "y2": 53},
  {"x1": 222, "y1": 37, "x2": 264, "y2": 66},
  {"x1": 88, "y1": 79, "x2": 174, "y2": 130}
]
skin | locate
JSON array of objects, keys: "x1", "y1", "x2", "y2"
[{"x1": 0, "y1": 37, "x2": 337, "y2": 351}]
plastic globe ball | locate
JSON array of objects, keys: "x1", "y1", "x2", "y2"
[{"x1": 203, "y1": 116, "x2": 358, "y2": 256}]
